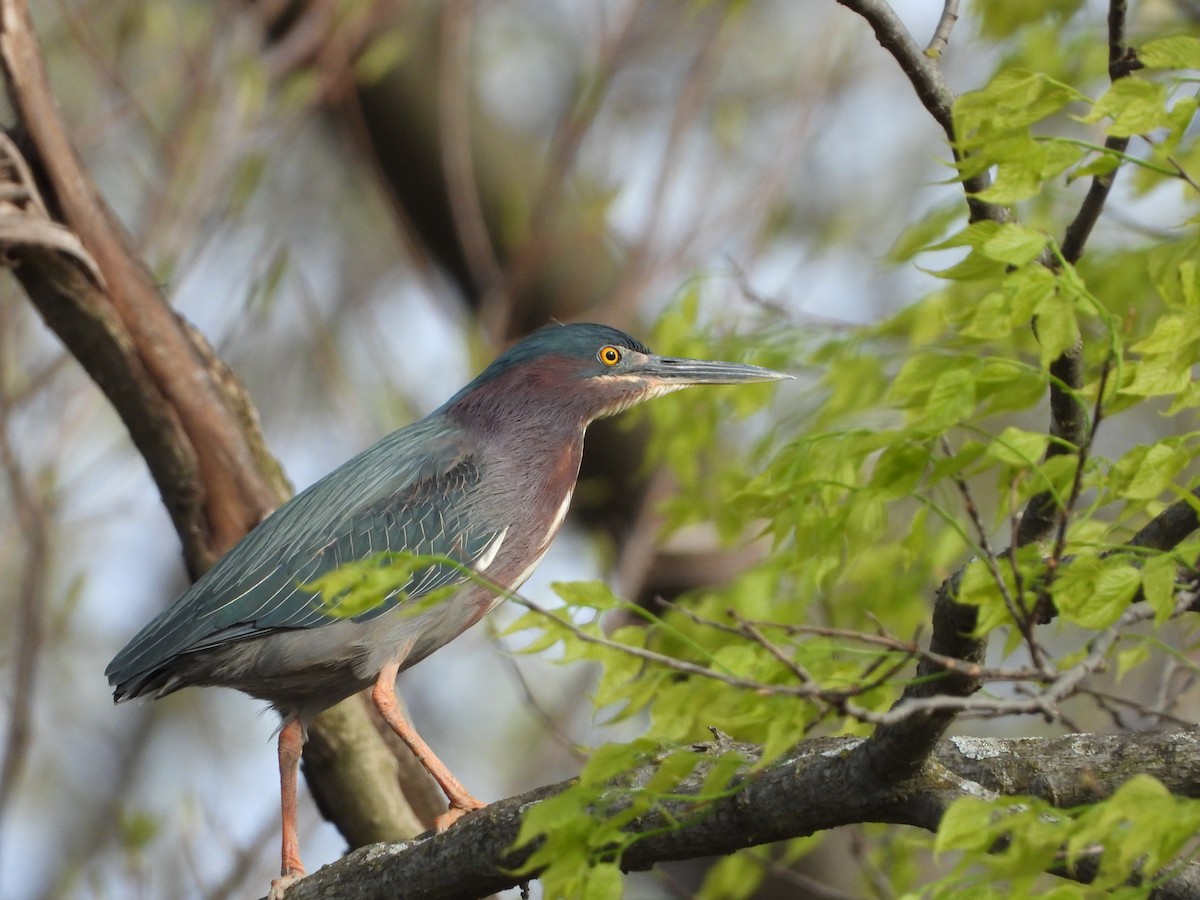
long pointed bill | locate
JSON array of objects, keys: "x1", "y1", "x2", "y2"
[{"x1": 636, "y1": 355, "x2": 792, "y2": 385}]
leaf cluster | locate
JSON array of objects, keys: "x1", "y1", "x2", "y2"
[{"x1": 494, "y1": 9, "x2": 1200, "y2": 897}]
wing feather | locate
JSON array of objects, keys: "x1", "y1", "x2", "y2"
[{"x1": 106, "y1": 418, "x2": 502, "y2": 693}]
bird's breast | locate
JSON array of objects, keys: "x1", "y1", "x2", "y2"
[{"x1": 467, "y1": 440, "x2": 581, "y2": 603}]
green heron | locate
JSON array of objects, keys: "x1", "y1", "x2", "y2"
[{"x1": 106, "y1": 322, "x2": 788, "y2": 895}]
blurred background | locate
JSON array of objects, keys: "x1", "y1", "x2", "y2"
[{"x1": 1, "y1": 1, "x2": 1194, "y2": 897}]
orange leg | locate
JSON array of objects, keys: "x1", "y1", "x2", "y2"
[
  {"x1": 269, "y1": 718, "x2": 307, "y2": 898},
  {"x1": 372, "y1": 661, "x2": 486, "y2": 830}
]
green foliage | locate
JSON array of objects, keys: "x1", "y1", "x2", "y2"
[
  {"x1": 299, "y1": 10, "x2": 1200, "y2": 897},
  {"x1": 953, "y1": 71, "x2": 1088, "y2": 203},
  {"x1": 511, "y1": 740, "x2": 751, "y2": 898},
  {"x1": 974, "y1": 0, "x2": 1087, "y2": 40},
  {"x1": 502, "y1": 70, "x2": 1200, "y2": 880},
  {"x1": 928, "y1": 776, "x2": 1200, "y2": 897},
  {"x1": 302, "y1": 551, "x2": 465, "y2": 619}
]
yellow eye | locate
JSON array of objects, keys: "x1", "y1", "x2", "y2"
[{"x1": 598, "y1": 345, "x2": 622, "y2": 366}]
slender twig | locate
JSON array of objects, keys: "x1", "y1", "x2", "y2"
[
  {"x1": 438, "y1": 0, "x2": 508, "y2": 341},
  {"x1": 941, "y1": 438, "x2": 1045, "y2": 666},
  {"x1": 1034, "y1": 136, "x2": 1179, "y2": 178},
  {"x1": 504, "y1": 0, "x2": 644, "y2": 312},
  {"x1": 1083, "y1": 687, "x2": 1195, "y2": 729},
  {"x1": 1005, "y1": 478, "x2": 1042, "y2": 660},
  {"x1": 729, "y1": 612, "x2": 818, "y2": 684},
  {"x1": 925, "y1": 0, "x2": 959, "y2": 58},
  {"x1": 665, "y1": 599, "x2": 1045, "y2": 683},
  {"x1": 616, "y1": 3, "x2": 730, "y2": 309},
  {"x1": 835, "y1": 0, "x2": 1007, "y2": 223},
  {"x1": 509, "y1": 585, "x2": 1197, "y2": 728},
  {"x1": 0, "y1": 314, "x2": 50, "y2": 858},
  {"x1": 1051, "y1": 355, "x2": 1112, "y2": 566},
  {"x1": 1165, "y1": 154, "x2": 1200, "y2": 194}
]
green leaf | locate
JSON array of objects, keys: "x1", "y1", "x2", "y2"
[
  {"x1": 553, "y1": 580, "x2": 622, "y2": 612},
  {"x1": 869, "y1": 442, "x2": 930, "y2": 499},
  {"x1": 1141, "y1": 554, "x2": 1179, "y2": 623},
  {"x1": 986, "y1": 426, "x2": 1050, "y2": 466},
  {"x1": 974, "y1": 161, "x2": 1042, "y2": 204},
  {"x1": 303, "y1": 551, "x2": 460, "y2": 619},
  {"x1": 1129, "y1": 311, "x2": 1200, "y2": 353},
  {"x1": 888, "y1": 203, "x2": 965, "y2": 263},
  {"x1": 1033, "y1": 288, "x2": 1079, "y2": 364},
  {"x1": 975, "y1": 0, "x2": 1087, "y2": 38},
  {"x1": 582, "y1": 864, "x2": 623, "y2": 900},
  {"x1": 700, "y1": 850, "x2": 768, "y2": 900},
  {"x1": 926, "y1": 221, "x2": 1003, "y2": 252},
  {"x1": 1122, "y1": 352, "x2": 1193, "y2": 397},
  {"x1": 1116, "y1": 641, "x2": 1151, "y2": 679},
  {"x1": 1082, "y1": 78, "x2": 1170, "y2": 137},
  {"x1": 1069, "y1": 151, "x2": 1121, "y2": 181},
  {"x1": 980, "y1": 224, "x2": 1049, "y2": 266},
  {"x1": 920, "y1": 365, "x2": 978, "y2": 431},
  {"x1": 1139, "y1": 35, "x2": 1200, "y2": 70},
  {"x1": 1052, "y1": 556, "x2": 1141, "y2": 629},
  {"x1": 935, "y1": 797, "x2": 995, "y2": 853},
  {"x1": 1111, "y1": 441, "x2": 1189, "y2": 500},
  {"x1": 955, "y1": 70, "x2": 1086, "y2": 144}
]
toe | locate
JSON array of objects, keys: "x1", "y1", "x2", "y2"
[{"x1": 268, "y1": 869, "x2": 306, "y2": 900}]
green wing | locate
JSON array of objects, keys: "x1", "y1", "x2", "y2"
[{"x1": 106, "y1": 418, "x2": 501, "y2": 693}]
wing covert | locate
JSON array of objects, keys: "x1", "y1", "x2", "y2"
[{"x1": 106, "y1": 419, "x2": 501, "y2": 684}]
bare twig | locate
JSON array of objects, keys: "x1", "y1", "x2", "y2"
[
  {"x1": 941, "y1": 438, "x2": 1050, "y2": 669},
  {"x1": 925, "y1": 1, "x2": 959, "y2": 58},
  {"x1": 438, "y1": 0, "x2": 508, "y2": 342},
  {"x1": 0, "y1": 317, "x2": 51, "y2": 861},
  {"x1": 835, "y1": 0, "x2": 1006, "y2": 224},
  {"x1": 730, "y1": 612, "x2": 818, "y2": 685},
  {"x1": 509, "y1": 583, "x2": 1195, "y2": 729}
]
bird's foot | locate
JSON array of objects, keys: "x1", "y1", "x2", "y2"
[
  {"x1": 434, "y1": 796, "x2": 487, "y2": 832},
  {"x1": 268, "y1": 866, "x2": 307, "y2": 900}
]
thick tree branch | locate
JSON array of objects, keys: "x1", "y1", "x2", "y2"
[
  {"x1": 1128, "y1": 488, "x2": 1200, "y2": 552},
  {"x1": 0, "y1": 0, "x2": 280, "y2": 571},
  {"x1": 280, "y1": 728, "x2": 1200, "y2": 900}
]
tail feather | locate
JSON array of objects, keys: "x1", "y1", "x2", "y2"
[{"x1": 109, "y1": 665, "x2": 186, "y2": 704}]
